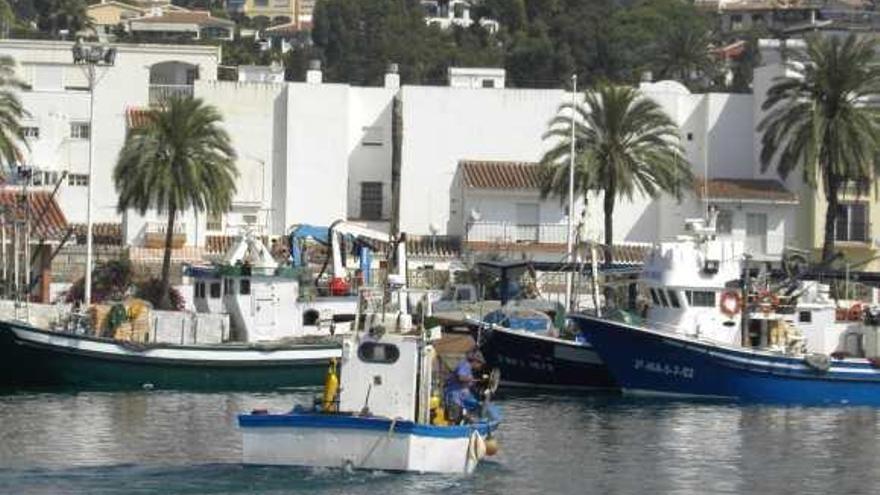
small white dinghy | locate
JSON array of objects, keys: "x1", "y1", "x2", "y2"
[{"x1": 238, "y1": 327, "x2": 502, "y2": 474}]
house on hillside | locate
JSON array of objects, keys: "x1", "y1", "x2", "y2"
[{"x1": 129, "y1": 11, "x2": 236, "y2": 41}]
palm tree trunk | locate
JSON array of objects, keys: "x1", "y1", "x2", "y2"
[
  {"x1": 603, "y1": 188, "x2": 614, "y2": 268},
  {"x1": 602, "y1": 187, "x2": 615, "y2": 310},
  {"x1": 821, "y1": 172, "x2": 840, "y2": 265},
  {"x1": 159, "y1": 203, "x2": 177, "y2": 310}
]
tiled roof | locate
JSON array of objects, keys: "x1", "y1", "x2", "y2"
[
  {"x1": 406, "y1": 235, "x2": 462, "y2": 259},
  {"x1": 132, "y1": 10, "x2": 234, "y2": 26},
  {"x1": 70, "y1": 223, "x2": 123, "y2": 246},
  {"x1": 459, "y1": 160, "x2": 543, "y2": 189},
  {"x1": 0, "y1": 188, "x2": 69, "y2": 241},
  {"x1": 695, "y1": 178, "x2": 798, "y2": 203},
  {"x1": 126, "y1": 107, "x2": 153, "y2": 128}
]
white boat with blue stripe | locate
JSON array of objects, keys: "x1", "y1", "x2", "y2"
[{"x1": 238, "y1": 328, "x2": 502, "y2": 474}]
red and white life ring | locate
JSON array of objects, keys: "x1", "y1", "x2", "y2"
[
  {"x1": 849, "y1": 303, "x2": 863, "y2": 321},
  {"x1": 719, "y1": 291, "x2": 742, "y2": 318}
]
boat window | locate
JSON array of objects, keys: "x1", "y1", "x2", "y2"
[
  {"x1": 457, "y1": 287, "x2": 472, "y2": 302},
  {"x1": 240, "y1": 279, "x2": 251, "y2": 295},
  {"x1": 194, "y1": 282, "x2": 205, "y2": 299},
  {"x1": 357, "y1": 342, "x2": 400, "y2": 364},
  {"x1": 667, "y1": 290, "x2": 680, "y2": 308},
  {"x1": 657, "y1": 290, "x2": 669, "y2": 307},
  {"x1": 210, "y1": 282, "x2": 221, "y2": 299},
  {"x1": 799, "y1": 311, "x2": 812, "y2": 323},
  {"x1": 687, "y1": 291, "x2": 715, "y2": 307},
  {"x1": 223, "y1": 278, "x2": 234, "y2": 294},
  {"x1": 649, "y1": 288, "x2": 660, "y2": 305}
]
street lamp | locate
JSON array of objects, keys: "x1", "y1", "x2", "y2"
[{"x1": 72, "y1": 39, "x2": 116, "y2": 306}]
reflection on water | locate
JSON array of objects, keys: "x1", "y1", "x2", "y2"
[{"x1": 1, "y1": 390, "x2": 879, "y2": 494}]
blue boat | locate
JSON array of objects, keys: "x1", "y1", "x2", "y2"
[{"x1": 573, "y1": 314, "x2": 880, "y2": 406}]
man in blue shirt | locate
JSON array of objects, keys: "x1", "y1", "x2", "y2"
[{"x1": 445, "y1": 349, "x2": 485, "y2": 423}]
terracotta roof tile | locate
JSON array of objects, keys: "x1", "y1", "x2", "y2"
[
  {"x1": 132, "y1": 10, "x2": 234, "y2": 26},
  {"x1": 459, "y1": 160, "x2": 543, "y2": 189},
  {"x1": 126, "y1": 107, "x2": 153, "y2": 128},
  {"x1": 405, "y1": 235, "x2": 461, "y2": 259},
  {"x1": 0, "y1": 188, "x2": 69, "y2": 241},
  {"x1": 695, "y1": 178, "x2": 797, "y2": 203},
  {"x1": 70, "y1": 223, "x2": 123, "y2": 245}
]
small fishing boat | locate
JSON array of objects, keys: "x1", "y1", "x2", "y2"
[
  {"x1": 476, "y1": 308, "x2": 616, "y2": 390},
  {"x1": 0, "y1": 228, "x2": 411, "y2": 390},
  {"x1": 0, "y1": 318, "x2": 338, "y2": 390},
  {"x1": 575, "y1": 216, "x2": 880, "y2": 405},
  {"x1": 238, "y1": 327, "x2": 502, "y2": 474},
  {"x1": 470, "y1": 261, "x2": 616, "y2": 390}
]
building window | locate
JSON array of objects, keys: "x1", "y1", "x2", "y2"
[
  {"x1": 362, "y1": 126, "x2": 384, "y2": 146},
  {"x1": 657, "y1": 289, "x2": 669, "y2": 307},
  {"x1": 22, "y1": 126, "x2": 39, "y2": 139},
  {"x1": 667, "y1": 290, "x2": 681, "y2": 308},
  {"x1": 730, "y1": 14, "x2": 743, "y2": 30},
  {"x1": 206, "y1": 212, "x2": 223, "y2": 231},
  {"x1": 70, "y1": 122, "x2": 90, "y2": 139},
  {"x1": 716, "y1": 209, "x2": 733, "y2": 234},
  {"x1": 835, "y1": 203, "x2": 869, "y2": 242},
  {"x1": 360, "y1": 182, "x2": 383, "y2": 220},
  {"x1": 686, "y1": 290, "x2": 715, "y2": 307},
  {"x1": 481, "y1": 79, "x2": 495, "y2": 88},
  {"x1": 799, "y1": 311, "x2": 812, "y2": 323},
  {"x1": 67, "y1": 173, "x2": 89, "y2": 186}
]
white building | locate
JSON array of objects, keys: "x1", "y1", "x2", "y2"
[
  {"x1": 421, "y1": 0, "x2": 499, "y2": 33},
  {"x1": 4, "y1": 39, "x2": 801, "y2": 264}
]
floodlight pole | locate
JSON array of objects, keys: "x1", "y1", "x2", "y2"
[
  {"x1": 73, "y1": 41, "x2": 114, "y2": 307},
  {"x1": 565, "y1": 74, "x2": 577, "y2": 312}
]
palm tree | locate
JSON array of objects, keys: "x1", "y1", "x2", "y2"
[
  {"x1": 540, "y1": 83, "x2": 693, "y2": 265},
  {"x1": 114, "y1": 97, "x2": 238, "y2": 309},
  {"x1": 0, "y1": 55, "x2": 27, "y2": 181},
  {"x1": 758, "y1": 34, "x2": 880, "y2": 265}
]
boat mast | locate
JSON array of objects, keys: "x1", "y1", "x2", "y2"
[{"x1": 565, "y1": 74, "x2": 577, "y2": 312}]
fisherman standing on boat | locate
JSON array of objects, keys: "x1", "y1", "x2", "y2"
[{"x1": 445, "y1": 349, "x2": 485, "y2": 423}]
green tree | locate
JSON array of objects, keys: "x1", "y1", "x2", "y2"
[
  {"x1": 114, "y1": 97, "x2": 238, "y2": 309},
  {"x1": 758, "y1": 34, "x2": 880, "y2": 264},
  {"x1": 540, "y1": 83, "x2": 692, "y2": 264},
  {"x1": 0, "y1": 55, "x2": 27, "y2": 181},
  {"x1": 33, "y1": 0, "x2": 93, "y2": 37}
]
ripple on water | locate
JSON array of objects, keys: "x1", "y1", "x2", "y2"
[{"x1": 2, "y1": 391, "x2": 880, "y2": 494}]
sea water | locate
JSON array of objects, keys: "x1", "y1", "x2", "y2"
[{"x1": 1, "y1": 390, "x2": 879, "y2": 494}]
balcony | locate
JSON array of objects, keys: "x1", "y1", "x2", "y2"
[
  {"x1": 149, "y1": 84, "x2": 194, "y2": 106},
  {"x1": 144, "y1": 221, "x2": 187, "y2": 249},
  {"x1": 465, "y1": 221, "x2": 570, "y2": 246}
]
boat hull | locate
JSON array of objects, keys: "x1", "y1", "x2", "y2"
[
  {"x1": 0, "y1": 319, "x2": 340, "y2": 391},
  {"x1": 574, "y1": 315, "x2": 880, "y2": 405},
  {"x1": 479, "y1": 324, "x2": 616, "y2": 390},
  {"x1": 239, "y1": 412, "x2": 497, "y2": 474}
]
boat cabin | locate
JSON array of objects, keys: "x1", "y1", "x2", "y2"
[{"x1": 339, "y1": 331, "x2": 438, "y2": 422}]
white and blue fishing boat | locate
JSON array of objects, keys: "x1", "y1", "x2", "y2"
[
  {"x1": 238, "y1": 327, "x2": 502, "y2": 474},
  {"x1": 574, "y1": 217, "x2": 880, "y2": 405}
]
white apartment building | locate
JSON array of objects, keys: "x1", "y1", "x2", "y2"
[{"x1": 3, "y1": 39, "x2": 802, "y2": 263}]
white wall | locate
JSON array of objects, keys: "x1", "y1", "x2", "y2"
[
  {"x1": 399, "y1": 86, "x2": 567, "y2": 236},
  {"x1": 282, "y1": 82, "x2": 350, "y2": 229},
  {"x1": 346, "y1": 87, "x2": 396, "y2": 221},
  {"x1": 4, "y1": 40, "x2": 220, "y2": 244}
]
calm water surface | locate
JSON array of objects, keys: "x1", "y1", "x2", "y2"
[{"x1": 1, "y1": 390, "x2": 879, "y2": 494}]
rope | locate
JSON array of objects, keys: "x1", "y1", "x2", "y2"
[{"x1": 357, "y1": 417, "x2": 398, "y2": 469}]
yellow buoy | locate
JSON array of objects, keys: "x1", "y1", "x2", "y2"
[
  {"x1": 322, "y1": 359, "x2": 339, "y2": 412},
  {"x1": 430, "y1": 395, "x2": 448, "y2": 426}
]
